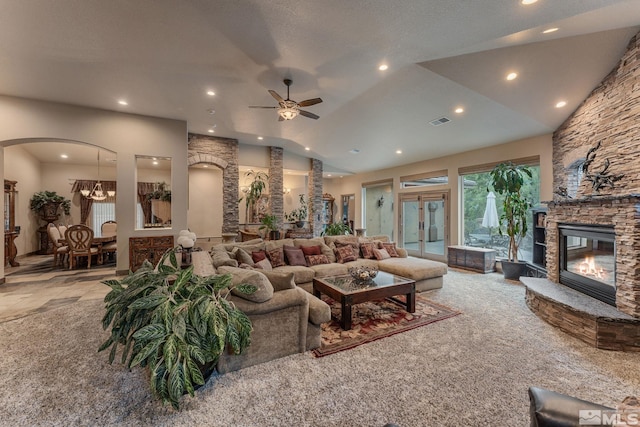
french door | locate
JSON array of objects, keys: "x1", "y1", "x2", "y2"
[{"x1": 399, "y1": 191, "x2": 449, "y2": 262}]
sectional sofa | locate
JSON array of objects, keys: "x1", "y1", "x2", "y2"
[{"x1": 192, "y1": 234, "x2": 448, "y2": 373}]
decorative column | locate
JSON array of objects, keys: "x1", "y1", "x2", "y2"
[
  {"x1": 269, "y1": 147, "x2": 284, "y2": 230},
  {"x1": 309, "y1": 159, "x2": 323, "y2": 236}
]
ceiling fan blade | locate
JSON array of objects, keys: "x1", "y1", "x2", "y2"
[
  {"x1": 249, "y1": 106, "x2": 278, "y2": 109},
  {"x1": 269, "y1": 90, "x2": 285, "y2": 103},
  {"x1": 278, "y1": 115, "x2": 285, "y2": 122},
  {"x1": 298, "y1": 98, "x2": 323, "y2": 107},
  {"x1": 299, "y1": 110, "x2": 320, "y2": 120}
]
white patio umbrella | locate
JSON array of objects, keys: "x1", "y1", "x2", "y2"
[{"x1": 482, "y1": 191, "x2": 499, "y2": 230}]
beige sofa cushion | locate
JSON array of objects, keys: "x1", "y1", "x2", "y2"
[
  {"x1": 265, "y1": 238, "x2": 294, "y2": 251},
  {"x1": 272, "y1": 265, "x2": 316, "y2": 284},
  {"x1": 261, "y1": 271, "x2": 297, "y2": 291},
  {"x1": 308, "y1": 262, "x2": 349, "y2": 278},
  {"x1": 218, "y1": 266, "x2": 274, "y2": 303},
  {"x1": 210, "y1": 247, "x2": 239, "y2": 268},
  {"x1": 191, "y1": 251, "x2": 216, "y2": 277},
  {"x1": 378, "y1": 257, "x2": 448, "y2": 281}
]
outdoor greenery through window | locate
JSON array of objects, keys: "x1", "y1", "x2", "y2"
[{"x1": 461, "y1": 165, "x2": 540, "y2": 261}]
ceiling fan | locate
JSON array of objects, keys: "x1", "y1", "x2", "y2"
[{"x1": 249, "y1": 79, "x2": 322, "y2": 121}]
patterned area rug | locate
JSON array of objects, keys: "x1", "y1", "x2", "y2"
[{"x1": 313, "y1": 295, "x2": 461, "y2": 357}]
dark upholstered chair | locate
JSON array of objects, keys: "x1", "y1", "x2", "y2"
[{"x1": 528, "y1": 386, "x2": 614, "y2": 427}]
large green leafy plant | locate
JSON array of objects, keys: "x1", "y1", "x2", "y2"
[
  {"x1": 29, "y1": 190, "x2": 71, "y2": 215},
  {"x1": 489, "y1": 162, "x2": 532, "y2": 262},
  {"x1": 285, "y1": 194, "x2": 309, "y2": 224},
  {"x1": 321, "y1": 222, "x2": 352, "y2": 236},
  {"x1": 99, "y1": 249, "x2": 256, "y2": 410}
]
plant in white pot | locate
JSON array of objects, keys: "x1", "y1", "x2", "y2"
[{"x1": 488, "y1": 161, "x2": 532, "y2": 280}]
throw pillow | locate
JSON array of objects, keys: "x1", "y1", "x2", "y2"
[
  {"x1": 306, "y1": 254, "x2": 330, "y2": 266},
  {"x1": 373, "y1": 247, "x2": 391, "y2": 260},
  {"x1": 262, "y1": 271, "x2": 297, "y2": 291},
  {"x1": 217, "y1": 266, "x2": 274, "y2": 303},
  {"x1": 360, "y1": 242, "x2": 376, "y2": 259},
  {"x1": 336, "y1": 236, "x2": 360, "y2": 254},
  {"x1": 233, "y1": 247, "x2": 255, "y2": 266},
  {"x1": 381, "y1": 242, "x2": 399, "y2": 257},
  {"x1": 334, "y1": 245, "x2": 357, "y2": 263},
  {"x1": 283, "y1": 245, "x2": 307, "y2": 266},
  {"x1": 251, "y1": 250, "x2": 267, "y2": 263},
  {"x1": 300, "y1": 245, "x2": 322, "y2": 256},
  {"x1": 266, "y1": 247, "x2": 286, "y2": 268},
  {"x1": 254, "y1": 258, "x2": 273, "y2": 271}
]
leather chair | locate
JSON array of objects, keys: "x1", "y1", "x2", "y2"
[
  {"x1": 528, "y1": 386, "x2": 614, "y2": 427},
  {"x1": 65, "y1": 224, "x2": 100, "y2": 269}
]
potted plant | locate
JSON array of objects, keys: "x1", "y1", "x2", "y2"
[
  {"x1": 29, "y1": 190, "x2": 71, "y2": 222},
  {"x1": 285, "y1": 194, "x2": 309, "y2": 228},
  {"x1": 321, "y1": 222, "x2": 352, "y2": 236},
  {"x1": 239, "y1": 170, "x2": 269, "y2": 225},
  {"x1": 98, "y1": 248, "x2": 256, "y2": 410},
  {"x1": 488, "y1": 161, "x2": 532, "y2": 279},
  {"x1": 259, "y1": 214, "x2": 280, "y2": 240}
]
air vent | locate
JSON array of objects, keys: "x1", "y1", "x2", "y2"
[
  {"x1": 349, "y1": 149, "x2": 360, "y2": 154},
  {"x1": 429, "y1": 117, "x2": 451, "y2": 126}
]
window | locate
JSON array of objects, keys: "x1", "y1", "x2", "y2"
[
  {"x1": 92, "y1": 202, "x2": 115, "y2": 237},
  {"x1": 460, "y1": 163, "x2": 540, "y2": 261},
  {"x1": 400, "y1": 170, "x2": 448, "y2": 188}
]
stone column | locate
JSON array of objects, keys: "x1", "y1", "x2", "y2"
[
  {"x1": 269, "y1": 147, "x2": 284, "y2": 230},
  {"x1": 309, "y1": 159, "x2": 323, "y2": 236}
]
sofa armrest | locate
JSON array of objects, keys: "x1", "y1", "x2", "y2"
[
  {"x1": 191, "y1": 251, "x2": 216, "y2": 276},
  {"x1": 230, "y1": 287, "x2": 307, "y2": 316},
  {"x1": 306, "y1": 293, "x2": 330, "y2": 325},
  {"x1": 396, "y1": 247, "x2": 408, "y2": 258},
  {"x1": 528, "y1": 387, "x2": 614, "y2": 427}
]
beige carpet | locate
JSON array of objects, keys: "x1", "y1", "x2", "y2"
[{"x1": 1, "y1": 269, "x2": 639, "y2": 426}]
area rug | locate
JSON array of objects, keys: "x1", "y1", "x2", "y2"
[{"x1": 312, "y1": 295, "x2": 461, "y2": 357}]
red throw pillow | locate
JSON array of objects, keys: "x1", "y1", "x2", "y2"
[
  {"x1": 251, "y1": 250, "x2": 267, "y2": 263},
  {"x1": 306, "y1": 254, "x2": 329, "y2": 266},
  {"x1": 283, "y1": 246, "x2": 307, "y2": 266},
  {"x1": 300, "y1": 245, "x2": 322, "y2": 256},
  {"x1": 360, "y1": 242, "x2": 376, "y2": 259},
  {"x1": 266, "y1": 247, "x2": 286, "y2": 268},
  {"x1": 382, "y1": 242, "x2": 399, "y2": 257},
  {"x1": 334, "y1": 245, "x2": 357, "y2": 263}
]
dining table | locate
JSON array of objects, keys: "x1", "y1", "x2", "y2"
[{"x1": 59, "y1": 235, "x2": 117, "y2": 266}]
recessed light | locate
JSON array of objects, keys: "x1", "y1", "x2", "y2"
[
  {"x1": 118, "y1": 100, "x2": 128, "y2": 106},
  {"x1": 305, "y1": 147, "x2": 310, "y2": 151},
  {"x1": 208, "y1": 129, "x2": 215, "y2": 133},
  {"x1": 555, "y1": 101, "x2": 567, "y2": 108},
  {"x1": 257, "y1": 136, "x2": 264, "y2": 140},
  {"x1": 454, "y1": 107, "x2": 464, "y2": 114},
  {"x1": 60, "y1": 154, "x2": 68, "y2": 159},
  {"x1": 396, "y1": 150, "x2": 402, "y2": 154},
  {"x1": 521, "y1": 0, "x2": 538, "y2": 4},
  {"x1": 543, "y1": 28, "x2": 558, "y2": 34},
  {"x1": 506, "y1": 72, "x2": 518, "y2": 81},
  {"x1": 206, "y1": 90, "x2": 215, "y2": 96},
  {"x1": 152, "y1": 161, "x2": 159, "y2": 165},
  {"x1": 378, "y1": 64, "x2": 388, "y2": 71},
  {"x1": 203, "y1": 165, "x2": 209, "y2": 168},
  {"x1": 207, "y1": 109, "x2": 215, "y2": 115},
  {"x1": 327, "y1": 174, "x2": 332, "y2": 177}
]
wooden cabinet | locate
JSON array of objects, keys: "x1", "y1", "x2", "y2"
[
  {"x1": 532, "y1": 207, "x2": 547, "y2": 271},
  {"x1": 448, "y1": 245, "x2": 496, "y2": 273},
  {"x1": 129, "y1": 235, "x2": 174, "y2": 272},
  {"x1": 4, "y1": 180, "x2": 19, "y2": 267}
]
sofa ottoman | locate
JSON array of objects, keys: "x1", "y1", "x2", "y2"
[{"x1": 378, "y1": 256, "x2": 448, "y2": 291}]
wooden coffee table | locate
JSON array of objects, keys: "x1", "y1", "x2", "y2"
[{"x1": 313, "y1": 271, "x2": 416, "y2": 330}]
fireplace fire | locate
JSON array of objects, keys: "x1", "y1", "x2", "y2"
[{"x1": 559, "y1": 224, "x2": 615, "y2": 306}]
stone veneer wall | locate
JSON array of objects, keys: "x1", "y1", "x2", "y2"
[
  {"x1": 549, "y1": 31, "x2": 640, "y2": 318},
  {"x1": 187, "y1": 133, "x2": 239, "y2": 233},
  {"x1": 309, "y1": 159, "x2": 323, "y2": 237},
  {"x1": 269, "y1": 147, "x2": 284, "y2": 230}
]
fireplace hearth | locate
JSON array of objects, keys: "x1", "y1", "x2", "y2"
[{"x1": 558, "y1": 224, "x2": 615, "y2": 306}]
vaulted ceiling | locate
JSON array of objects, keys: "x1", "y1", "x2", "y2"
[{"x1": 1, "y1": 1, "x2": 639, "y2": 174}]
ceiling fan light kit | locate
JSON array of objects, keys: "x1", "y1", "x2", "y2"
[{"x1": 249, "y1": 78, "x2": 322, "y2": 121}]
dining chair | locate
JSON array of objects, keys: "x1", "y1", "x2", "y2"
[
  {"x1": 65, "y1": 224, "x2": 99, "y2": 269},
  {"x1": 101, "y1": 220, "x2": 117, "y2": 237},
  {"x1": 47, "y1": 223, "x2": 68, "y2": 267}
]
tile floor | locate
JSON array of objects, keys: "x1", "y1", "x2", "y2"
[{"x1": 0, "y1": 255, "x2": 115, "y2": 323}]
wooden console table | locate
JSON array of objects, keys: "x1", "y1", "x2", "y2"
[
  {"x1": 129, "y1": 235, "x2": 174, "y2": 271},
  {"x1": 4, "y1": 231, "x2": 19, "y2": 267}
]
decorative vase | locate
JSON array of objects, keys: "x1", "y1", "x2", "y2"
[
  {"x1": 39, "y1": 201, "x2": 62, "y2": 224},
  {"x1": 295, "y1": 220, "x2": 306, "y2": 229}
]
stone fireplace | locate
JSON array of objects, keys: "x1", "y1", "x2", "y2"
[{"x1": 522, "y1": 31, "x2": 640, "y2": 351}]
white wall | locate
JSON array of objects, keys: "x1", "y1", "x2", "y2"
[
  {"x1": 188, "y1": 167, "x2": 223, "y2": 238},
  {"x1": 323, "y1": 134, "x2": 553, "y2": 248},
  {"x1": 0, "y1": 95, "x2": 188, "y2": 276}
]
